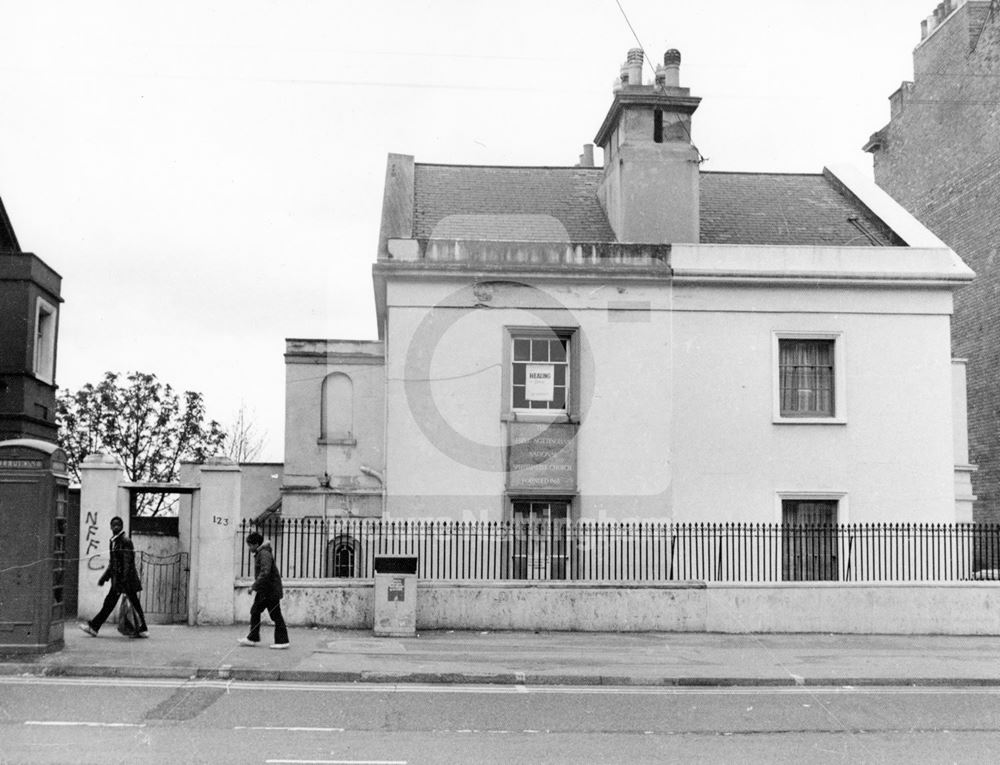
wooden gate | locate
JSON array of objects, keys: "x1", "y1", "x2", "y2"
[{"x1": 138, "y1": 551, "x2": 189, "y2": 623}]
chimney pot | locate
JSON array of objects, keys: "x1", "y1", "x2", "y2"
[
  {"x1": 613, "y1": 64, "x2": 627, "y2": 93},
  {"x1": 595, "y1": 46, "x2": 700, "y2": 245},
  {"x1": 661, "y1": 48, "x2": 681, "y2": 88},
  {"x1": 626, "y1": 47, "x2": 644, "y2": 85}
]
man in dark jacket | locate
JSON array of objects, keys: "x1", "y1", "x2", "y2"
[
  {"x1": 238, "y1": 531, "x2": 289, "y2": 649},
  {"x1": 79, "y1": 516, "x2": 148, "y2": 637}
]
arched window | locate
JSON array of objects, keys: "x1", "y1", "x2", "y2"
[
  {"x1": 320, "y1": 372, "x2": 354, "y2": 443},
  {"x1": 326, "y1": 536, "x2": 358, "y2": 578}
]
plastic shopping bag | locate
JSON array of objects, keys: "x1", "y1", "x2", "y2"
[{"x1": 116, "y1": 595, "x2": 140, "y2": 637}]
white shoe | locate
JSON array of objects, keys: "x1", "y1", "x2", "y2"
[
  {"x1": 237, "y1": 637, "x2": 258, "y2": 647},
  {"x1": 269, "y1": 643, "x2": 290, "y2": 650},
  {"x1": 78, "y1": 623, "x2": 98, "y2": 638}
]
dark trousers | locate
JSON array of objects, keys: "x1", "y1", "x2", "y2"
[
  {"x1": 90, "y1": 588, "x2": 147, "y2": 633},
  {"x1": 247, "y1": 592, "x2": 288, "y2": 644}
]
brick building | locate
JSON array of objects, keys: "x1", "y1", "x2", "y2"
[
  {"x1": 0, "y1": 195, "x2": 62, "y2": 443},
  {"x1": 864, "y1": 0, "x2": 1000, "y2": 523}
]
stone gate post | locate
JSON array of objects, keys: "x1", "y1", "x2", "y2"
[
  {"x1": 189, "y1": 457, "x2": 241, "y2": 625},
  {"x1": 77, "y1": 454, "x2": 127, "y2": 619}
]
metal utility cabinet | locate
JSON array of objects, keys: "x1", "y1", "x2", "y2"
[
  {"x1": 0, "y1": 439, "x2": 69, "y2": 653},
  {"x1": 372, "y1": 555, "x2": 417, "y2": 637}
]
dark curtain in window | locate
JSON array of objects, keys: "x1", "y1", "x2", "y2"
[{"x1": 780, "y1": 340, "x2": 834, "y2": 416}]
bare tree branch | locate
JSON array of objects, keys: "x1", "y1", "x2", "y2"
[{"x1": 222, "y1": 401, "x2": 266, "y2": 463}]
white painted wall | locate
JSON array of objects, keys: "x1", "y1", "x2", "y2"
[
  {"x1": 189, "y1": 459, "x2": 240, "y2": 625},
  {"x1": 283, "y1": 340, "x2": 385, "y2": 518},
  {"x1": 668, "y1": 296, "x2": 955, "y2": 523},
  {"x1": 380, "y1": 245, "x2": 963, "y2": 523},
  {"x1": 238, "y1": 463, "x2": 283, "y2": 520},
  {"x1": 383, "y1": 279, "x2": 676, "y2": 519},
  {"x1": 76, "y1": 454, "x2": 128, "y2": 620}
]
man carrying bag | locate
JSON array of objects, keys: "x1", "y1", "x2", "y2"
[{"x1": 79, "y1": 516, "x2": 149, "y2": 638}]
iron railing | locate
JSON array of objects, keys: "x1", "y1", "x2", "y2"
[{"x1": 235, "y1": 519, "x2": 1000, "y2": 583}]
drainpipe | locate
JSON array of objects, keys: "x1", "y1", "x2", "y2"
[
  {"x1": 360, "y1": 465, "x2": 384, "y2": 484},
  {"x1": 360, "y1": 464, "x2": 385, "y2": 517},
  {"x1": 381, "y1": 318, "x2": 389, "y2": 518}
]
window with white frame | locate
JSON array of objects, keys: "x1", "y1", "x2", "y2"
[
  {"x1": 773, "y1": 332, "x2": 845, "y2": 423},
  {"x1": 510, "y1": 331, "x2": 571, "y2": 413},
  {"x1": 33, "y1": 298, "x2": 57, "y2": 384}
]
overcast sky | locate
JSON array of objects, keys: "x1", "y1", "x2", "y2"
[{"x1": 0, "y1": 1, "x2": 935, "y2": 461}]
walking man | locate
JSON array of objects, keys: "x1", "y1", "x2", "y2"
[
  {"x1": 238, "y1": 531, "x2": 289, "y2": 649},
  {"x1": 79, "y1": 516, "x2": 148, "y2": 638}
]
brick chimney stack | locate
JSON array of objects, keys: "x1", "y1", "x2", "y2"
[
  {"x1": 594, "y1": 47, "x2": 702, "y2": 244},
  {"x1": 919, "y1": 0, "x2": 976, "y2": 40}
]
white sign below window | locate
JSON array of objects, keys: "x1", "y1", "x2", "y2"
[{"x1": 525, "y1": 364, "x2": 555, "y2": 401}]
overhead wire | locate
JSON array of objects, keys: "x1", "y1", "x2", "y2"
[{"x1": 612, "y1": 0, "x2": 706, "y2": 164}]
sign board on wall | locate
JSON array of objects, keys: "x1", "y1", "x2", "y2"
[
  {"x1": 506, "y1": 421, "x2": 577, "y2": 492},
  {"x1": 524, "y1": 364, "x2": 555, "y2": 401}
]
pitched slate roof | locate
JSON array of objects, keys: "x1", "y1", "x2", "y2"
[
  {"x1": 414, "y1": 165, "x2": 615, "y2": 242},
  {"x1": 699, "y1": 172, "x2": 897, "y2": 247},
  {"x1": 412, "y1": 164, "x2": 899, "y2": 247}
]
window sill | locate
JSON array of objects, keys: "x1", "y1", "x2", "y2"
[
  {"x1": 773, "y1": 417, "x2": 846, "y2": 425},
  {"x1": 501, "y1": 412, "x2": 579, "y2": 424},
  {"x1": 318, "y1": 437, "x2": 357, "y2": 446}
]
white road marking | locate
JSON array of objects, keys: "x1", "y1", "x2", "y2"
[
  {"x1": 25, "y1": 721, "x2": 146, "y2": 728},
  {"x1": 4, "y1": 676, "x2": 1000, "y2": 697},
  {"x1": 431, "y1": 730, "x2": 511, "y2": 734},
  {"x1": 235, "y1": 725, "x2": 346, "y2": 732},
  {"x1": 1, "y1": 676, "x2": 194, "y2": 689},
  {"x1": 265, "y1": 761, "x2": 406, "y2": 764}
]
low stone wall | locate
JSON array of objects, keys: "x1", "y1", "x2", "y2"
[
  {"x1": 417, "y1": 581, "x2": 706, "y2": 631},
  {"x1": 704, "y1": 583, "x2": 1000, "y2": 635},
  {"x1": 233, "y1": 580, "x2": 1000, "y2": 635},
  {"x1": 234, "y1": 580, "x2": 372, "y2": 628}
]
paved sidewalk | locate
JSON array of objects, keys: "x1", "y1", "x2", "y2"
[{"x1": 3, "y1": 624, "x2": 1000, "y2": 687}]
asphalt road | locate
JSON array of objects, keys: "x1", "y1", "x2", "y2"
[{"x1": 2, "y1": 676, "x2": 1000, "y2": 764}]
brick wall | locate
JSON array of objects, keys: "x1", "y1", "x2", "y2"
[{"x1": 869, "y1": 2, "x2": 1000, "y2": 523}]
